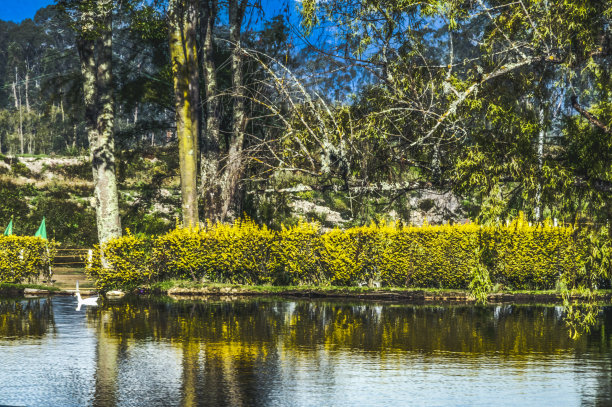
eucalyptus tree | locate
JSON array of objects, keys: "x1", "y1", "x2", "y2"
[
  {"x1": 58, "y1": 0, "x2": 122, "y2": 244},
  {"x1": 216, "y1": 0, "x2": 250, "y2": 220},
  {"x1": 199, "y1": 0, "x2": 221, "y2": 221}
]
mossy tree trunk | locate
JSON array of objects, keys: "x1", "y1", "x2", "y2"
[
  {"x1": 75, "y1": 0, "x2": 122, "y2": 245},
  {"x1": 169, "y1": 0, "x2": 200, "y2": 227}
]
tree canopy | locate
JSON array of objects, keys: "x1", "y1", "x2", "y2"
[{"x1": 0, "y1": 0, "x2": 610, "y2": 236}]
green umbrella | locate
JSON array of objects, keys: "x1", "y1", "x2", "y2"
[
  {"x1": 34, "y1": 217, "x2": 47, "y2": 240},
  {"x1": 3, "y1": 219, "x2": 12, "y2": 236}
]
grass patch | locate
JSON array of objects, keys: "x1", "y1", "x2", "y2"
[
  {"x1": 150, "y1": 280, "x2": 478, "y2": 295},
  {"x1": 144, "y1": 280, "x2": 612, "y2": 304}
]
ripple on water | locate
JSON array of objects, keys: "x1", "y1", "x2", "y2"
[{"x1": 0, "y1": 297, "x2": 610, "y2": 407}]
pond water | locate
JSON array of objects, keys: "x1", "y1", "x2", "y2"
[{"x1": 0, "y1": 296, "x2": 611, "y2": 407}]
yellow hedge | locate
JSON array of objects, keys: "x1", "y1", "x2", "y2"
[
  {"x1": 87, "y1": 216, "x2": 590, "y2": 291},
  {"x1": 271, "y1": 221, "x2": 323, "y2": 284},
  {"x1": 154, "y1": 220, "x2": 275, "y2": 284},
  {"x1": 87, "y1": 231, "x2": 153, "y2": 291},
  {"x1": 0, "y1": 236, "x2": 57, "y2": 283}
]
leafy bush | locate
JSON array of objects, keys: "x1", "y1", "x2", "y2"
[
  {"x1": 272, "y1": 221, "x2": 323, "y2": 284},
  {"x1": 0, "y1": 236, "x2": 57, "y2": 283},
  {"x1": 87, "y1": 214, "x2": 591, "y2": 291},
  {"x1": 87, "y1": 230, "x2": 153, "y2": 291},
  {"x1": 484, "y1": 217, "x2": 588, "y2": 289},
  {"x1": 10, "y1": 162, "x2": 32, "y2": 177},
  {"x1": 153, "y1": 219, "x2": 276, "y2": 284}
]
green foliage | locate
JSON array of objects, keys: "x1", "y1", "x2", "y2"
[
  {"x1": 88, "y1": 217, "x2": 594, "y2": 293},
  {"x1": 53, "y1": 160, "x2": 92, "y2": 179},
  {"x1": 561, "y1": 287, "x2": 599, "y2": 339},
  {"x1": 29, "y1": 196, "x2": 97, "y2": 247},
  {"x1": 10, "y1": 162, "x2": 32, "y2": 177},
  {"x1": 581, "y1": 227, "x2": 612, "y2": 286},
  {"x1": 0, "y1": 179, "x2": 98, "y2": 247},
  {"x1": 0, "y1": 236, "x2": 57, "y2": 283},
  {"x1": 469, "y1": 250, "x2": 493, "y2": 306}
]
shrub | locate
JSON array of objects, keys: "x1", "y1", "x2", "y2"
[
  {"x1": 484, "y1": 217, "x2": 587, "y2": 289},
  {"x1": 0, "y1": 236, "x2": 57, "y2": 283},
  {"x1": 206, "y1": 219, "x2": 276, "y2": 284},
  {"x1": 88, "y1": 215, "x2": 592, "y2": 290},
  {"x1": 153, "y1": 225, "x2": 210, "y2": 281},
  {"x1": 320, "y1": 223, "x2": 396, "y2": 286},
  {"x1": 384, "y1": 223, "x2": 480, "y2": 288},
  {"x1": 272, "y1": 221, "x2": 323, "y2": 284},
  {"x1": 11, "y1": 161, "x2": 32, "y2": 177},
  {"x1": 86, "y1": 230, "x2": 153, "y2": 291}
]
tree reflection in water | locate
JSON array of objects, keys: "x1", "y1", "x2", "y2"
[
  {"x1": 82, "y1": 298, "x2": 611, "y2": 407},
  {"x1": 0, "y1": 298, "x2": 55, "y2": 339},
  {"x1": 1, "y1": 297, "x2": 610, "y2": 406}
]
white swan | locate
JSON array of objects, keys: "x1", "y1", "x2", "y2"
[{"x1": 74, "y1": 280, "x2": 98, "y2": 311}]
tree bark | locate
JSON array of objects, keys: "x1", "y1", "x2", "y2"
[
  {"x1": 534, "y1": 108, "x2": 545, "y2": 221},
  {"x1": 13, "y1": 68, "x2": 24, "y2": 155},
  {"x1": 220, "y1": 0, "x2": 248, "y2": 221},
  {"x1": 25, "y1": 70, "x2": 32, "y2": 154},
  {"x1": 24, "y1": 66, "x2": 31, "y2": 114},
  {"x1": 200, "y1": 0, "x2": 221, "y2": 221},
  {"x1": 169, "y1": 0, "x2": 200, "y2": 227},
  {"x1": 76, "y1": 0, "x2": 122, "y2": 245},
  {"x1": 95, "y1": 3, "x2": 122, "y2": 242}
]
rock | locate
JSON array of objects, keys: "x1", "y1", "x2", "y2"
[
  {"x1": 24, "y1": 288, "x2": 49, "y2": 295},
  {"x1": 106, "y1": 290, "x2": 125, "y2": 297},
  {"x1": 290, "y1": 199, "x2": 347, "y2": 228},
  {"x1": 405, "y1": 189, "x2": 466, "y2": 225}
]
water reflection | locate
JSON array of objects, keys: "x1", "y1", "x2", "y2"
[
  {"x1": 0, "y1": 297, "x2": 55, "y2": 339},
  {"x1": 0, "y1": 296, "x2": 611, "y2": 407},
  {"x1": 87, "y1": 299, "x2": 597, "y2": 354}
]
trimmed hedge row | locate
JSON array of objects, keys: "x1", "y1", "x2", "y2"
[
  {"x1": 88, "y1": 216, "x2": 591, "y2": 291},
  {"x1": 0, "y1": 236, "x2": 56, "y2": 283}
]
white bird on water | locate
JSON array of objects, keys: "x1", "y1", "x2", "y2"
[{"x1": 74, "y1": 280, "x2": 98, "y2": 311}]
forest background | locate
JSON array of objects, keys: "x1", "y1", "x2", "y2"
[{"x1": 0, "y1": 0, "x2": 611, "y2": 251}]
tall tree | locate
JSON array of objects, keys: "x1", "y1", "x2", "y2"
[
  {"x1": 199, "y1": 0, "x2": 221, "y2": 221},
  {"x1": 168, "y1": 0, "x2": 200, "y2": 227},
  {"x1": 219, "y1": 0, "x2": 249, "y2": 221},
  {"x1": 63, "y1": 0, "x2": 122, "y2": 244}
]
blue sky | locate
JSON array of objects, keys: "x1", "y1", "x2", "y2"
[
  {"x1": 0, "y1": 0, "x2": 300, "y2": 23},
  {"x1": 0, "y1": 0, "x2": 54, "y2": 22}
]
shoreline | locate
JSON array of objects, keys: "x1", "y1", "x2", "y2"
[
  {"x1": 162, "y1": 286, "x2": 612, "y2": 304},
  {"x1": 2, "y1": 282, "x2": 611, "y2": 304}
]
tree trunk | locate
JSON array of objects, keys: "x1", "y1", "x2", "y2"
[
  {"x1": 76, "y1": 0, "x2": 122, "y2": 245},
  {"x1": 220, "y1": 0, "x2": 248, "y2": 221},
  {"x1": 95, "y1": 5, "x2": 122, "y2": 242},
  {"x1": 169, "y1": 0, "x2": 200, "y2": 227},
  {"x1": 24, "y1": 71, "x2": 30, "y2": 114},
  {"x1": 200, "y1": 0, "x2": 222, "y2": 221},
  {"x1": 13, "y1": 68, "x2": 24, "y2": 155},
  {"x1": 25, "y1": 71, "x2": 32, "y2": 154},
  {"x1": 534, "y1": 108, "x2": 545, "y2": 222}
]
